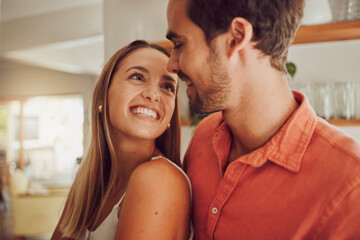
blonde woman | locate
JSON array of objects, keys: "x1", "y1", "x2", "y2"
[{"x1": 51, "y1": 40, "x2": 192, "y2": 240}]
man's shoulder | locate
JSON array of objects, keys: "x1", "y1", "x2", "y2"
[{"x1": 312, "y1": 117, "x2": 360, "y2": 163}]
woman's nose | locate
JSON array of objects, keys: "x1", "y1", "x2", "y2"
[{"x1": 142, "y1": 84, "x2": 160, "y2": 102}]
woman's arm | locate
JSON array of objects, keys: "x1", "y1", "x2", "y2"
[{"x1": 114, "y1": 158, "x2": 191, "y2": 240}]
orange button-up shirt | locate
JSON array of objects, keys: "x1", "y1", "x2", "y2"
[{"x1": 184, "y1": 91, "x2": 360, "y2": 239}]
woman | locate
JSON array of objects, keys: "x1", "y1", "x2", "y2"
[{"x1": 51, "y1": 40, "x2": 192, "y2": 240}]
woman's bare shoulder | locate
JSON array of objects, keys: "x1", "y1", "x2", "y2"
[
  {"x1": 115, "y1": 158, "x2": 191, "y2": 239},
  {"x1": 129, "y1": 157, "x2": 189, "y2": 194}
]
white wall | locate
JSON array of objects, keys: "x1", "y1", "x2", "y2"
[
  {"x1": 338, "y1": 126, "x2": 360, "y2": 142},
  {"x1": 103, "y1": 0, "x2": 168, "y2": 61}
]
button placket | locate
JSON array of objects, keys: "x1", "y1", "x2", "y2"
[{"x1": 207, "y1": 163, "x2": 247, "y2": 237}]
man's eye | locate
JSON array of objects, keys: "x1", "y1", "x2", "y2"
[
  {"x1": 162, "y1": 84, "x2": 175, "y2": 93},
  {"x1": 129, "y1": 73, "x2": 144, "y2": 81}
]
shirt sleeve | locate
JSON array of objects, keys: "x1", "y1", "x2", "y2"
[{"x1": 314, "y1": 179, "x2": 360, "y2": 239}]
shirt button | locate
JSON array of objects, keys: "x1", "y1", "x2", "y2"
[{"x1": 212, "y1": 207, "x2": 218, "y2": 214}]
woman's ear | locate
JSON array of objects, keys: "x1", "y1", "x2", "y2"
[{"x1": 227, "y1": 17, "x2": 253, "y2": 58}]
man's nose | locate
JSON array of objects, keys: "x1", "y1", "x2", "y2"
[{"x1": 167, "y1": 51, "x2": 180, "y2": 74}]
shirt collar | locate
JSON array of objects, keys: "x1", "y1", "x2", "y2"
[{"x1": 214, "y1": 91, "x2": 317, "y2": 173}]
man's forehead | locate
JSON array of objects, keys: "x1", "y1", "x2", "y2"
[
  {"x1": 169, "y1": 0, "x2": 183, "y2": 4},
  {"x1": 167, "y1": 0, "x2": 187, "y2": 16}
]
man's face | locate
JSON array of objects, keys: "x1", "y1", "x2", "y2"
[{"x1": 166, "y1": 0, "x2": 231, "y2": 113}]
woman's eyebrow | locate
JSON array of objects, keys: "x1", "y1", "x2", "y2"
[
  {"x1": 126, "y1": 65, "x2": 176, "y2": 84},
  {"x1": 163, "y1": 75, "x2": 177, "y2": 84},
  {"x1": 125, "y1": 66, "x2": 149, "y2": 73}
]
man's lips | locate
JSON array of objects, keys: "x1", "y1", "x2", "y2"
[
  {"x1": 177, "y1": 71, "x2": 194, "y2": 96},
  {"x1": 185, "y1": 81, "x2": 195, "y2": 97},
  {"x1": 185, "y1": 81, "x2": 193, "y2": 87},
  {"x1": 178, "y1": 71, "x2": 189, "y2": 80},
  {"x1": 178, "y1": 71, "x2": 193, "y2": 86}
]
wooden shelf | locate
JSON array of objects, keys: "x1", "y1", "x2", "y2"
[
  {"x1": 327, "y1": 119, "x2": 360, "y2": 127},
  {"x1": 293, "y1": 21, "x2": 360, "y2": 44},
  {"x1": 155, "y1": 20, "x2": 360, "y2": 52}
]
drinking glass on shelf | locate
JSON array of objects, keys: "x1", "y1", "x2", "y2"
[
  {"x1": 332, "y1": 82, "x2": 356, "y2": 119},
  {"x1": 311, "y1": 82, "x2": 334, "y2": 119},
  {"x1": 328, "y1": 0, "x2": 348, "y2": 22},
  {"x1": 346, "y1": 0, "x2": 360, "y2": 21},
  {"x1": 328, "y1": 0, "x2": 360, "y2": 22}
]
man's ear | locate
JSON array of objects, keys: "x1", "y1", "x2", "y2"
[{"x1": 227, "y1": 17, "x2": 253, "y2": 58}]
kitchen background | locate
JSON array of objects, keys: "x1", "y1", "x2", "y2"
[{"x1": 0, "y1": 0, "x2": 359, "y2": 239}]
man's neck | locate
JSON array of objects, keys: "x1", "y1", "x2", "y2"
[{"x1": 223, "y1": 73, "x2": 298, "y2": 165}]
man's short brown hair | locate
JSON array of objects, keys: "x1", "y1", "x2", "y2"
[{"x1": 187, "y1": 0, "x2": 305, "y2": 72}]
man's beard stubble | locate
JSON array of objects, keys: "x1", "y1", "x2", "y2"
[{"x1": 189, "y1": 45, "x2": 232, "y2": 114}]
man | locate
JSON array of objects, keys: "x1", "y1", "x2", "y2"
[{"x1": 166, "y1": 0, "x2": 360, "y2": 239}]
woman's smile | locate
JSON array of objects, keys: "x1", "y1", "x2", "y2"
[{"x1": 130, "y1": 106, "x2": 160, "y2": 120}]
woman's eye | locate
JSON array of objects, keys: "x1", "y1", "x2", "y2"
[
  {"x1": 162, "y1": 84, "x2": 175, "y2": 93},
  {"x1": 129, "y1": 73, "x2": 144, "y2": 81}
]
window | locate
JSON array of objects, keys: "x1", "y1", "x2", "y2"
[{"x1": 1, "y1": 95, "x2": 84, "y2": 183}]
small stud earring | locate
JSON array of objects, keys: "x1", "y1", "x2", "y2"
[
  {"x1": 167, "y1": 123, "x2": 171, "y2": 129},
  {"x1": 98, "y1": 105, "x2": 103, "y2": 113}
]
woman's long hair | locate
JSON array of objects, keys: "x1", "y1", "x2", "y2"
[{"x1": 59, "y1": 40, "x2": 181, "y2": 238}]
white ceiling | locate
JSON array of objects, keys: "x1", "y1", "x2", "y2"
[
  {"x1": 1, "y1": 0, "x2": 102, "y2": 21},
  {"x1": 1, "y1": 0, "x2": 105, "y2": 75}
]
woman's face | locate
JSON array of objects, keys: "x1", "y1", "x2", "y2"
[{"x1": 107, "y1": 48, "x2": 178, "y2": 141}]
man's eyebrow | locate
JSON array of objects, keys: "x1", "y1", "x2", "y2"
[
  {"x1": 166, "y1": 31, "x2": 180, "y2": 41},
  {"x1": 125, "y1": 66, "x2": 149, "y2": 73}
]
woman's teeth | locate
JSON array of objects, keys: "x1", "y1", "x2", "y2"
[{"x1": 131, "y1": 107, "x2": 158, "y2": 119}]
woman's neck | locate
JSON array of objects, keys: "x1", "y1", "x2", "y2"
[{"x1": 109, "y1": 134, "x2": 157, "y2": 197}]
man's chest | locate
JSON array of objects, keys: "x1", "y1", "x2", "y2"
[{"x1": 186, "y1": 153, "x2": 326, "y2": 239}]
